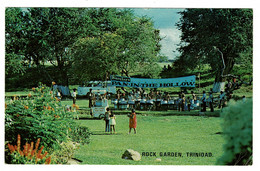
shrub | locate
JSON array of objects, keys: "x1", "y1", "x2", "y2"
[
  {"x1": 51, "y1": 140, "x2": 80, "y2": 164},
  {"x1": 69, "y1": 126, "x2": 92, "y2": 145},
  {"x1": 5, "y1": 134, "x2": 52, "y2": 164},
  {"x1": 217, "y1": 98, "x2": 252, "y2": 165},
  {"x1": 5, "y1": 85, "x2": 76, "y2": 151}
]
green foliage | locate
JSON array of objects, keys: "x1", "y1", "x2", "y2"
[
  {"x1": 175, "y1": 9, "x2": 253, "y2": 82},
  {"x1": 69, "y1": 126, "x2": 92, "y2": 145},
  {"x1": 5, "y1": 85, "x2": 76, "y2": 150},
  {"x1": 5, "y1": 53, "x2": 26, "y2": 75},
  {"x1": 236, "y1": 47, "x2": 253, "y2": 74},
  {"x1": 5, "y1": 8, "x2": 27, "y2": 75},
  {"x1": 5, "y1": 8, "x2": 94, "y2": 85},
  {"x1": 71, "y1": 8, "x2": 163, "y2": 81},
  {"x1": 6, "y1": 8, "x2": 163, "y2": 86},
  {"x1": 217, "y1": 98, "x2": 252, "y2": 165},
  {"x1": 52, "y1": 140, "x2": 80, "y2": 164}
]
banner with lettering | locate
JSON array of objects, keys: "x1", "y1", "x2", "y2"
[{"x1": 110, "y1": 75, "x2": 196, "y2": 88}]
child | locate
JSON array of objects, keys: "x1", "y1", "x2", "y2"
[
  {"x1": 57, "y1": 90, "x2": 62, "y2": 101},
  {"x1": 128, "y1": 109, "x2": 137, "y2": 134},
  {"x1": 109, "y1": 111, "x2": 116, "y2": 134},
  {"x1": 72, "y1": 88, "x2": 77, "y2": 104}
]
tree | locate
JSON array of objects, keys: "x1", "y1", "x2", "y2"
[
  {"x1": 5, "y1": 8, "x2": 26, "y2": 75},
  {"x1": 175, "y1": 9, "x2": 253, "y2": 92},
  {"x1": 6, "y1": 8, "x2": 93, "y2": 85},
  {"x1": 6, "y1": 8, "x2": 163, "y2": 86},
  {"x1": 12, "y1": 8, "x2": 93, "y2": 86},
  {"x1": 71, "y1": 8, "x2": 163, "y2": 83}
]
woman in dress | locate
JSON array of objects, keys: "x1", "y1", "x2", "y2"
[
  {"x1": 109, "y1": 112, "x2": 116, "y2": 134},
  {"x1": 128, "y1": 109, "x2": 137, "y2": 134}
]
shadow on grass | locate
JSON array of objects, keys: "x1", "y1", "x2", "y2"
[
  {"x1": 71, "y1": 158, "x2": 83, "y2": 163},
  {"x1": 91, "y1": 131, "x2": 123, "y2": 136},
  {"x1": 76, "y1": 110, "x2": 221, "y2": 120},
  {"x1": 77, "y1": 117, "x2": 102, "y2": 120},
  {"x1": 152, "y1": 112, "x2": 220, "y2": 117}
]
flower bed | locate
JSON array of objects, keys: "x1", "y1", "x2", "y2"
[{"x1": 5, "y1": 84, "x2": 91, "y2": 164}]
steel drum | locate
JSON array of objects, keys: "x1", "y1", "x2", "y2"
[{"x1": 119, "y1": 98, "x2": 128, "y2": 110}]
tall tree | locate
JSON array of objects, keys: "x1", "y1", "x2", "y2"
[
  {"x1": 71, "y1": 8, "x2": 163, "y2": 82},
  {"x1": 19, "y1": 8, "x2": 93, "y2": 85},
  {"x1": 175, "y1": 9, "x2": 253, "y2": 92},
  {"x1": 5, "y1": 8, "x2": 26, "y2": 75}
]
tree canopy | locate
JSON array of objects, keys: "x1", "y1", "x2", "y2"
[
  {"x1": 71, "y1": 8, "x2": 163, "y2": 82},
  {"x1": 175, "y1": 9, "x2": 253, "y2": 83},
  {"x1": 5, "y1": 8, "x2": 163, "y2": 86},
  {"x1": 5, "y1": 8, "x2": 26, "y2": 75}
]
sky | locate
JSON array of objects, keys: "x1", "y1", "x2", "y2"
[{"x1": 133, "y1": 8, "x2": 184, "y2": 60}]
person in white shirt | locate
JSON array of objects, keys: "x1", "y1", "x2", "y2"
[
  {"x1": 57, "y1": 90, "x2": 62, "y2": 101},
  {"x1": 72, "y1": 88, "x2": 77, "y2": 104}
]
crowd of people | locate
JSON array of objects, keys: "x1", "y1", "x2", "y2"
[
  {"x1": 52, "y1": 80, "x2": 247, "y2": 134},
  {"x1": 112, "y1": 87, "x2": 233, "y2": 112},
  {"x1": 67, "y1": 85, "x2": 237, "y2": 113}
]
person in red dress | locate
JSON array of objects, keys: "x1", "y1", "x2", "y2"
[{"x1": 128, "y1": 109, "x2": 137, "y2": 134}]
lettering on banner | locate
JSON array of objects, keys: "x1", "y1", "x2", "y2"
[{"x1": 111, "y1": 75, "x2": 196, "y2": 88}]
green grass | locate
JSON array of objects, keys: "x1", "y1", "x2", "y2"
[
  {"x1": 73, "y1": 114, "x2": 224, "y2": 165},
  {"x1": 5, "y1": 90, "x2": 31, "y2": 97},
  {"x1": 59, "y1": 99, "x2": 225, "y2": 165}
]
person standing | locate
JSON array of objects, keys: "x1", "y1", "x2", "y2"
[
  {"x1": 191, "y1": 91, "x2": 197, "y2": 109},
  {"x1": 208, "y1": 91, "x2": 214, "y2": 112},
  {"x1": 201, "y1": 91, "x2": 207, "y2": 112},
  {"x1": 164, "y1": 92, "x2": 171, "y2": 101},
  {"x1": 219, "y1": 91, "x2": 226, "y2": 109},
  {"x1": 191, "y1": 91, "x2": 197, "y2": 100},
  {"x1": 187, "y1": 96, "x2": 191, "y2": 111},
  {"x1": 116, "y1": 90, "x2": 121, "y2": 109},
  {"x1": 104, "y1": 108, "x2": 111, "y2": 132},
  {"x1": 109, "y1": 112, "x2": 116, "y2": 134},
  {"x1": 155, "y1": 91, "x2": 161, "y2": 111},
  {"x1": 87, "y1": 89, "x2": 94, "y2": 107},
  {"x1": 56, "y1": 89, "x2": 62, "y2": 106},
  {"x1": 87, "y1": 89, "x2": 95, "y2": 116},
  {"x1": 178, "y1": 93, "x2": 182, "y2": 111},
  {"x1": 181, "y1": 92, "x2": 186, "y2": 111},
  {"x1": 128, "y1": 109, "x2": 137, "y2": 134},
  {"x1": 72, "y1": 88, "x2": 77, "y2": 105}
]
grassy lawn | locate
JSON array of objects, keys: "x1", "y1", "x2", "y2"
[
  {"x1": 5, "y1": 91, "x2": 31, "y2": 97},
  {"x1": 63, "y1": 100, "x2": 225, "y2": 165}
]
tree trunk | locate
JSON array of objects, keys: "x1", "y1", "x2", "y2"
[
  {"x1": 59, "y1": 67, "x2": 69, "y2": 86},
  {"x1": 212, "y1": 55, "x2": 234, "y2": 93},
  {"x1": 57, "y1": 56, "x2": 69, "y2": 86}
]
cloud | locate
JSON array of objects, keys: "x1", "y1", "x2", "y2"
[
  {"x1": 159, "y1": 28, "x2": 181, "y2": 59},
  {"x1": 133, "y1": 8, "x2": 183, "y2": 29}
]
